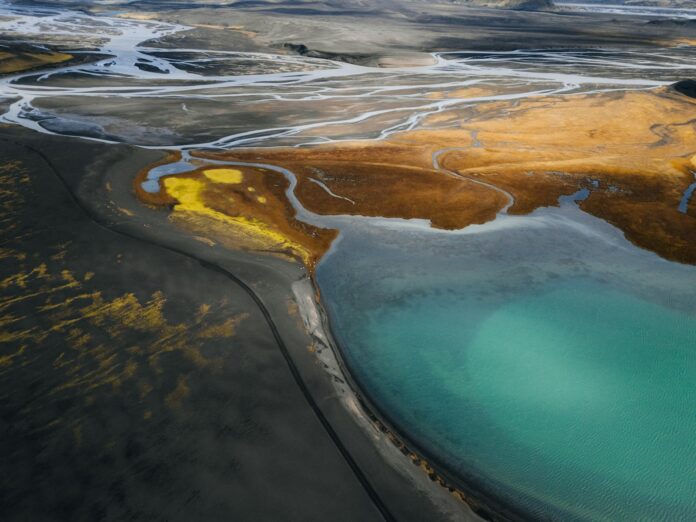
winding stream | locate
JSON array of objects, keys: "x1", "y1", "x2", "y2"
[{"x1": 678, "y1": 171, "x2": 696, "y2": 214}]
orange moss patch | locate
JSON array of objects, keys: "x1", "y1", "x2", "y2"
[
  {"x1": 290, "y1": 162, "x2": 503, "y2": 229},
  {"x1": 195, "y1": 142, "x2": 506, "y2": 229},
  {"x1": 141, "y1": 87, "x2": 696, "y2": 267},
  {"x1": 137, "y1": 160, "x2": 336, "y2": 270},
  {"x1": 435, "y1": 89, "x2": 696, "y2": 263}
]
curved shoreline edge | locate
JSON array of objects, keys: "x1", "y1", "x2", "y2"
[
  {"x1": 132, "y1": 143, "x2": 528, "y2": 519},
  {"x1": 135, "y1": 143, "x2": 528, "y2": 519},
  {"x1": 293, "y1": 276, "x2": 534, "y2": 522},
  {"x1": 134, "y1": 148, "x2": 517, "y2": 519},
  {"x1": 127, "y1": 147, "x2": 505, "y2": 519},
  {"x1": 44, "y1": 132, "x2": 486, "y2": 522}
]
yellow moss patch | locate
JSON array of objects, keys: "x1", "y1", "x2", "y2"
[
  {"x1": 163, "y1": 177, "x2": 209, "y2": 213},
  {"x1": 0, "y1": 255, "x2": 245, "y2": 396},
  {"x1": 163, "y1": 176, "x2": 314, "y2": 265},
  {"x1": 138, "y1": 157, "x2": 337, "y2": 270},
  {"x1": 165, "y1": 375, "x2": 190, "y2": 410},
  {"x1": 199, "y1": 313, "x2": 249, "y2": 338},
  {"x1": 203, "y1": 168, "x2": 243, "y2": 184}
]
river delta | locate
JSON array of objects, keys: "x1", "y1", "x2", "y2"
[{"x1": 1, "y1": 1, "x2": 695, "y2": 520}]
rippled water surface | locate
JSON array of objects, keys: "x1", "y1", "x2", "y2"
[{"x1": 317, "y1": 206, "x2": 696, "y2": 520}]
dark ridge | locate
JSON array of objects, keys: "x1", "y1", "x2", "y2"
[
  {"x1": 672, "y1": 79, "x2": 696, "y2": 98},
  {"x1": 135, "y1": 61, "x2": 170, "y2": 74},
  {"x1": 281, "y1": 43, "x2": 374, "y2": 65},
  {"x1": 645, "y1": 18, "x2": 696, "y2": 26}
]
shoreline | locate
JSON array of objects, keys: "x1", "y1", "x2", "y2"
[
  {"x1": 130, "y1": 95, "x2": 696, "y2": 518},
  {"x1": 295, "y1": 274, "x2": 532, "y2": 522},
  {"x1": 132, "y1": 145, "x2": 525, "y2": 520},
  {"x1": 131, "y1": 147, "x2": 503, "y2": 518},
  {"x1": 78, "y1": 132, "x2": 484, "y2": 521},
  {"x1": 9, "y1": 125, "x2": 694, "y2": 520}
]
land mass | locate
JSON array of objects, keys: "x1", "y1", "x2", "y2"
[
  {"x1": 141, "y1": 85, "x2": 696, "y2": 268},
  {"x1": 4, "y1": 0, "x2": 696, "y2": 520}
]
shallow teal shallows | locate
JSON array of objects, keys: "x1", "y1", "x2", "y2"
[{"x1": 317, "y1": 217, "x2": 696, "y2": 521}]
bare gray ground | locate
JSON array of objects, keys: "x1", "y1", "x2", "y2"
[
  {"x1": 138, "y1": 3, "x2": 696, "y2": 62},
  {"x1": 0, "y1": 126, "x2": 486, "y2": 521}
]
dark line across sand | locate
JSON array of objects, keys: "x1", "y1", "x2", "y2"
[{"x1": 2, "y1": 135, "x2": 397, "y2": 522}]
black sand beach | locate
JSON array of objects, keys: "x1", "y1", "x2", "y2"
[{"x1": 0, "y1": 126, "x2": 481, "y2": 521}]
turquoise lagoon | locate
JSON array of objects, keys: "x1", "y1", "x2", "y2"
[{"x1": 315, "y1": 204, "x2": 696, "y2": 520}]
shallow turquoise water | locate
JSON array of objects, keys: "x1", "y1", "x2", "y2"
[{"x1": 317, "y1": 209, "x2": 696, "y2": 521}]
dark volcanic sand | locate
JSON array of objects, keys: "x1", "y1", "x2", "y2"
[
  {"x1": 0, "y1": 127, "x2": 478, "y2": 521},
  {"x1": 673, "y1": 79, "x2": 696, "y2": 98}
]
